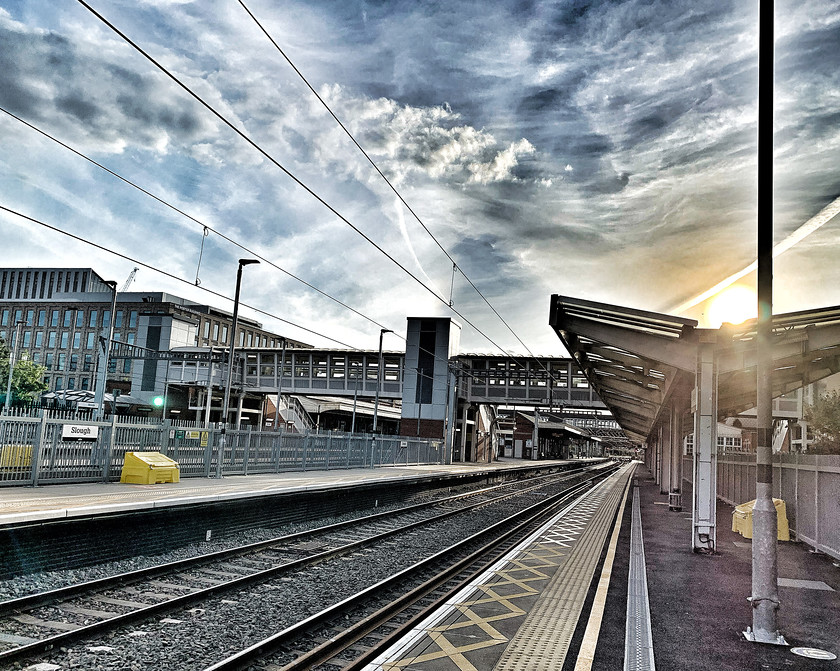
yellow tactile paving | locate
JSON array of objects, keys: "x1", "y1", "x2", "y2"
[{"x1": 362, "y1": 465, "x2": 633, "y2": 671}]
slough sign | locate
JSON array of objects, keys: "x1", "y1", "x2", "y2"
[{"x1": 62, "y1": 424, "x2": 99, "y2": 441}]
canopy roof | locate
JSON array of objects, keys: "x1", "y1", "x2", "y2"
[{"x1": 550, "y1": 295, "x2": 840, "y2": 443}]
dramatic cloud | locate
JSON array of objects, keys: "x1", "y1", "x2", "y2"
[{"x1": 1, "y1": 0, "x2": 839, "y2": 354}]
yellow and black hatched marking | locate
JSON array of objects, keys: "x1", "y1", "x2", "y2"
[{"x1": 363, "y1": 466, "x2": 633, "y2": 671}]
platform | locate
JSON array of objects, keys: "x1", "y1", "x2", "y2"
[
  {"x1": 362, "y1": 463, "x2": 840, "y2": 670},
  {"x1": 0, "y1": 458, "x2": 576, "y2": 528}
]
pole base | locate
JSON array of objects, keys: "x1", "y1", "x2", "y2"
[
  {"x1": 668, "y1": 491, "x2": 682, "y2": 511},
  {"x1": 743, "y1": 627, "x2": 788, "y2": 646}
]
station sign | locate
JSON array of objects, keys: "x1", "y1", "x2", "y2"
[{"x1": 62, "y1": 425, "x2": 99, "y2": 441}]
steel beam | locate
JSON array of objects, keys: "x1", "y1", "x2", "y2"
[{"x1": 692, "y1": 342, "x2": 717, "y2": 552}]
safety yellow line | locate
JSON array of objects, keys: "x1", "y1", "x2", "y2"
[{"x1": 574, "y1": 465, "x2": 635, "y2": 670}]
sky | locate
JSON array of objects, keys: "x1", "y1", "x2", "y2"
[{"x1": 1, "y1": 0, "x2": 839, "y2": 356}]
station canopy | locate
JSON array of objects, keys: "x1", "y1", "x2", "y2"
[{"x1": 549, "y1": 295, "x2": 840, "y2": 443}]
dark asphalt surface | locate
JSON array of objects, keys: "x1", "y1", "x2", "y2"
[{"x1": 593, "y1": 466, "x2": 840, "y2": 670}]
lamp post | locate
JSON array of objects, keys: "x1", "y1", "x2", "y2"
[
  {"x1": 350, "y1": 359, "x2": 360, "y2": 433},
  {"x1": 95, "y1": 280, "x2": 118, "y2": 420},
  {"x1": 372, "y1": 328, "x2": 392, "y2": 434},
  {"x1": 217, "y1": 259, "x2": 259, "y2": 477},
  {"x1": 3, "y1": 320, "x2": 25, "y2": 413}
]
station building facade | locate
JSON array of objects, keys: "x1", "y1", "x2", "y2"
[{"x1": 0, "y1": 267, "x2": 307, "y2": 397}]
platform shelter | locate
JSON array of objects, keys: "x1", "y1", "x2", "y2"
[{"x1": 549, "y1": 294, "x2": 840, "y2": 551}]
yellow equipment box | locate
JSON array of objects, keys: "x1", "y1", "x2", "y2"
[
  {"x1": 732, "y1": 498, "x2": 789, "y2": 541},
  {"x1": 0, "y1": 444, "x2": 32, "y2": 469},
  {"x1": 120, "y1": 452, "x2": 180, "y2": 485}
]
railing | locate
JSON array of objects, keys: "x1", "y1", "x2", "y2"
[
  {"x1": 0, "y1": 414, "x2": 445, "y2": 487},
  {"x1": 683, "y1": 451, "x2": 840, "y2": 560}
]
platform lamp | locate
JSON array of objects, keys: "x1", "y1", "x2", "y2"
[
  {"x1": 217, "y1": 259, "x2": 259, "y2": 478},
  {"x1": 94, "y1": 280, "x2": 118, "y2": 420},
  {"x1": 372, "y1": 328, "x2": 393, "y2": 434},
  {"x1": 3, "y1": 320, "x2": 25, "y2": 413}
]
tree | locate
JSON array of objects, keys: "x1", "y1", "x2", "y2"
[
  {"x1": 0, "y1": 338, "x2": 48, "y2": 406},
  {"x1": 803, "y1": 390, "x2": 840, "y2": 454}
]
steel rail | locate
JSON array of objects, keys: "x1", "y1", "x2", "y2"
[
  {"x1": 203, "y1": 466, "x2": 618, "y2": 671},
  {"x1": 0, "y1": 466, "x2": 600, "y2": 666},
  {"x1": 0, "y1": 465, "x2": 588, "y2": 617}
]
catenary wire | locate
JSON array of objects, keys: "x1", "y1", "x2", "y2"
[
  {"x1": 0, "y1": 204, "x2": 357, "y2": 349},
  {"x1": 0, "y1": 105, "x2": 388, "y2": 334},
  {"x1": 238, "y1": 0, "x2": 558, "y2": 380},
  {"x1": 73, "y1": 0, "x2": 520, "y2": 362},
  {"x1": 0, "y1": 108, "x2": 470, "y2": 379}
]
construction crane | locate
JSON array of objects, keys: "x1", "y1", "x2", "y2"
[{"x1": 121, "y1": 267, "x2": 138, "y2": 292}]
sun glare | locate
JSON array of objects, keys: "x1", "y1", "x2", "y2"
[{"x1": 707, "y1": 286, "x2": 757, "y2": 328}]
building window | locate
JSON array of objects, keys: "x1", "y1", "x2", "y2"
[
  {"x1": 34, "y1": 332, "x2": 44, "y2": 348},
  {"x1": 26, "y1": 309, "x2": 34, "y2": 325},
  {"x1": 129, "y1": 311, "x2": 138, "y2": 328},
  {"x1": 89, "y1": 310, "x2": 98, "y2": 328},
  {"x1": 1, "y1": 309, "x2": 7, "y2": 327},
  {"x1": 81, "y1": 377, "x2": 90, "y2": 390},
  {"x1": 22, "y1": 331, "x2": 31, "y2": 348},
  {"x1": 103, "y1": 310, "x2": 111, "y2": 328},
  {"x1": 115, "y1": 311, "x2": 123, "y2": 328},
  {"x1": 70, "y1": 354, "x2": 78, "y2": 372},
  {"x1": 86, "y1": 333, "x2": 95, "y2": 349},
  {"x1": 54, "y1": 376, "x2": 63, "y2": 391},
  {"x1": 67, "y1": 377, "x2": 76, "y2": 390},
  {"x1": 73, "y1": 332, "x2": 81, "y2": 349},
  {"x1": 75, "y1": 310, "x2": 84, "y2": 328},
  {"x1": 204, "y1": 321, "x2": 211, "y2": 338},
  {"x1": 51, "y1": 310, "x2": 59, "y2": 327},
  {"x1": 330, "y1": 356, "x2": 345, "y2": 379},
  {"x1": 83, "y1": 354, "x2": 93, "y2": 372},
  {"x1": 45, "y1": 353, "x2": 54, "y2": 370},
  {"x1": 212, "y1": 323, "x2": 219, "y2": 341},
  {"x1": 57, "y1": 353, "x2": 66, "y2": 371},
  {"x1": 222, "y1": 325, "x2": 229, "y2": 344},
  {"x1": 37, "y1": 310, "x2": 46, "y2": 327},
  {"x1": 63, "y1": 310, "x2": 72, "y2": 328},
  {"x1": 60, "y1": 332, "x2": 69, "y2": 348}
]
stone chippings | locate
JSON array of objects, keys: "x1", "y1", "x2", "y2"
[{"x1": 7, "y1": 480, "x2": 570, "y2": 671}]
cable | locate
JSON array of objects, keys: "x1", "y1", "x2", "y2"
[
  {"x1": 72, "y1": 0, "x2": 522, "y2": 363},
  {"x1": 238, "y1": 0, "x2": 559, "y2": 379},
  {"x1": 0, "y1": 105, "x2": 388, "y2": 333},
  {"x1": 0, "y1": 109, "x2": 474, "y2": 380},
  {"x1": 0, "y1": 204, "x2": 357, "y2": 349}
]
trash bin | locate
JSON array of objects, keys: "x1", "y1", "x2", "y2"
[
  {"x1": 120, "y1": 452, "x2": 180, "y2": 484},
  {"x1": 732, "y1": 498, "x2": 789, "y2": 541}
]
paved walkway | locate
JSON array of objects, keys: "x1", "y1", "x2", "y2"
[
  {"x1": 0, "y1": 458, "x2": 572, "y2": 526},
  {"x1": 592, "y1": 465, "x2": 840, "y2": 670}
]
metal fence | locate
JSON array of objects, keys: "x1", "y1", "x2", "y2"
[
  {"x1": 0, "y1": 414, "x2": 445, "y2": 487},
  {"x1": 684, "y1": 451, "x2": 840, "y2": 560}
]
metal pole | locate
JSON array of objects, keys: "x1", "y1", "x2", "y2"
[
  {"x1": 372, "y1": 328, "x2": 392, "y2": 433},
  {"x1": 217, "y1": 259, "x2": 259, "y2": 478},
  {"x1": 95, "y1": 281, "x2": 118, "y2": 420},
  {"x1": 747, "y1": 0, "x2": 784, "y2": 645},
  {"x1": 351, "y1": 361, "x2": 358, "y2": 433},
  {"x1": 274, "y1": 338, "x2": 287, "y2": 431},
  {"x1": 203, "y1": 348, "x2": 214, "y2": 427},
  {"x1": 3, "y1": 320, "x2": 24, "y2": 413}
]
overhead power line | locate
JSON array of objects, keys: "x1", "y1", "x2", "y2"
[
  {"x1": 238, "y1": 0, "x2": 558, "y2": 379},
  {"x1": 0, "y1": 105, "x2": 388, "y2": 334},
  {"x1": 0, "y1": 204, "x2": 357, "y2": 349},
  {"x1": 73, "y1": 0, "x2": 520, "y2": 361}
]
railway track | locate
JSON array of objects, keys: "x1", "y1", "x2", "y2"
[{"x1": 0, "y1": 464, "x2": 611, "y2": 669}]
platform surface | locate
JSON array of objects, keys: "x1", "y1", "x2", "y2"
[
  {"x1": 0, "y1": 457, "x2": 574, "y2": 526},
  {"x1": 605, "y1": 467, "x2": 840, "y2": 671}
]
